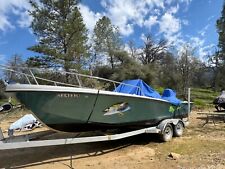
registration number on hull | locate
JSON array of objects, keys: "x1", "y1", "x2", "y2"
[{"x1": 57, "y1": 93, "x2": 80, "y2": 98}]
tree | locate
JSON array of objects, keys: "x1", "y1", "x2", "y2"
[
  {"x1": 93, "y1": 16, "x2": 121, "y2": 69},
  {"x1": 207, "y1": 47, "x2": 224, "y2": 90},
  {"x1": 26, "y1": 56, "x2": 56, "y2": 68},
  {"x1": 127, "y1": 40, "x2": 138, "y2": 59},
  {"x1": 157, "y1": 52, "x2": 179, "y2": 89},
  {"x1": 217, "y1": 2, "x2": 225, "y2": 59},
  {"x1": 4, "y1": 55, "x2": 26, "y2": 83},
  {"x1": 113, "y1": 50, "x2": 133, "y2": 65},
  {"x1": 0, "y1": 79, "x2": 6, "y2": 100},
  {"x1": 28, "y1": 0, "x2": 89, "y2": 71},
  {"x1": 139, "y1": 34, "x2": 168, "y2": 65},
  {"x1": 215, "y1": 2, "x2": 225, "y2": 90},
  {"x1": 110, "y1": 50, "x2": 146, "y2": 82},
  {"x1": 176, "y1": 46, "x2": 200, "y2": 98}
]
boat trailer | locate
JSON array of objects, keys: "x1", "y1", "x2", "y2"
[{"x1": 0, "y1": 118, "x2": 189, "y2": 150}]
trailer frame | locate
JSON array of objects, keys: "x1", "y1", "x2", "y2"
[{"x1": 0, "y1": 118, "x2": 189, "y2": 150}]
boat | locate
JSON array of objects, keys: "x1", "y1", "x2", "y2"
[
  {"x1": 213, "y1": 90, "x2": 225, "y2": 111},
  {"x1": 2, "y1": 67, "x2": 192, "y2": 133}
]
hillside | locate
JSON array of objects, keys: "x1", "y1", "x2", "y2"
[{"x1": 191, "y1": 88, "x2": 219, "y2": 110}]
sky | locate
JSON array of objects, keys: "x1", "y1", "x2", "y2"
[{"x1": 0, "y1": 0, "x2": 224, "y2": 64}]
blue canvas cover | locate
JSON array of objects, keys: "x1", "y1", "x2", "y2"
[
  {"x1": 114, "y1": 79, "x2": 161, "y2": 99},
  {"x1": 162, "y1": 89, "x2": 181, "y2": 106}
]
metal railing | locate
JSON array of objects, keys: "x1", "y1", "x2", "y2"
[{"x1": 0, "y1": 65, "x2": 144, "y2": 95}]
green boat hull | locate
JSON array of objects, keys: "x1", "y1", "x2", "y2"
[{"x1": 6, "y1": 85, "x2": 191, "y2": 132}]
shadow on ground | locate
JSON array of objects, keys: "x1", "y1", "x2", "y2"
[{"x1": 0, "y1": 132, "x2": 161, "y2": 168}]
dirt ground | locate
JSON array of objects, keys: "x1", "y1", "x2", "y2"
[{"x1": 1, "y1": 109, "x2": 225, "y2": 169}]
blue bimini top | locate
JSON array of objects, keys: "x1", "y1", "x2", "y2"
[
  {"x1": 114, "y1": 79, "x2": 161, "y2": 99},
  {"x1": 161, "y1": 89, "x2": 181, "y2": 106}
]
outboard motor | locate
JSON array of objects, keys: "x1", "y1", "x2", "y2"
[
  {"x1": 213, "y1": 91, "x2": 225, "y2": 111},
  {"x1": 0, "y1": 103, "x2": 13, "y2": 113}
]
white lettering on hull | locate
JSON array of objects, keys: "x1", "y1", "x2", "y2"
[{"x1": 57, "y1": 93, "x2": 80, "y2": 98}]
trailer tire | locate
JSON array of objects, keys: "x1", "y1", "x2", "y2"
[
  {"x1": 160, "y1": 123, "x2": 173, "y2": 142},
  {"x1": 173, "y1": 121, "x2": 184, "y2": 137}
]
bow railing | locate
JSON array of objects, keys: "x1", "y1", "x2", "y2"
[{"x1": 0, "y1": 65, "x2": 144, "y2": 95}]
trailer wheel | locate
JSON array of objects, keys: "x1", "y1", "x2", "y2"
[
  {"x1": 160, "y1": 123, "x2": 173, "y2": 142},
  {"x1": 173, "y1": 121, "x2": 184, "y2": 137}
]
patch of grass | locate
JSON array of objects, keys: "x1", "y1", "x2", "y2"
[
  {"x1": 0, "y1": 97, "x2": 19, "y2": 105},
  {"x1": 193, "y1": 88, "x2": 216, "y2": 93},
  {"x1": 0, "y1": 99, "x2": 8, "y2": 105},
  {"x1": 193, "y1": 99, "x2": 205, "y2": 106},
  {"x1": 191, "y1": 88, "x2": 219, "y2": 110},
  {"x1": 154, "y1": 87, "x2": 218, "y2": 110}
]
